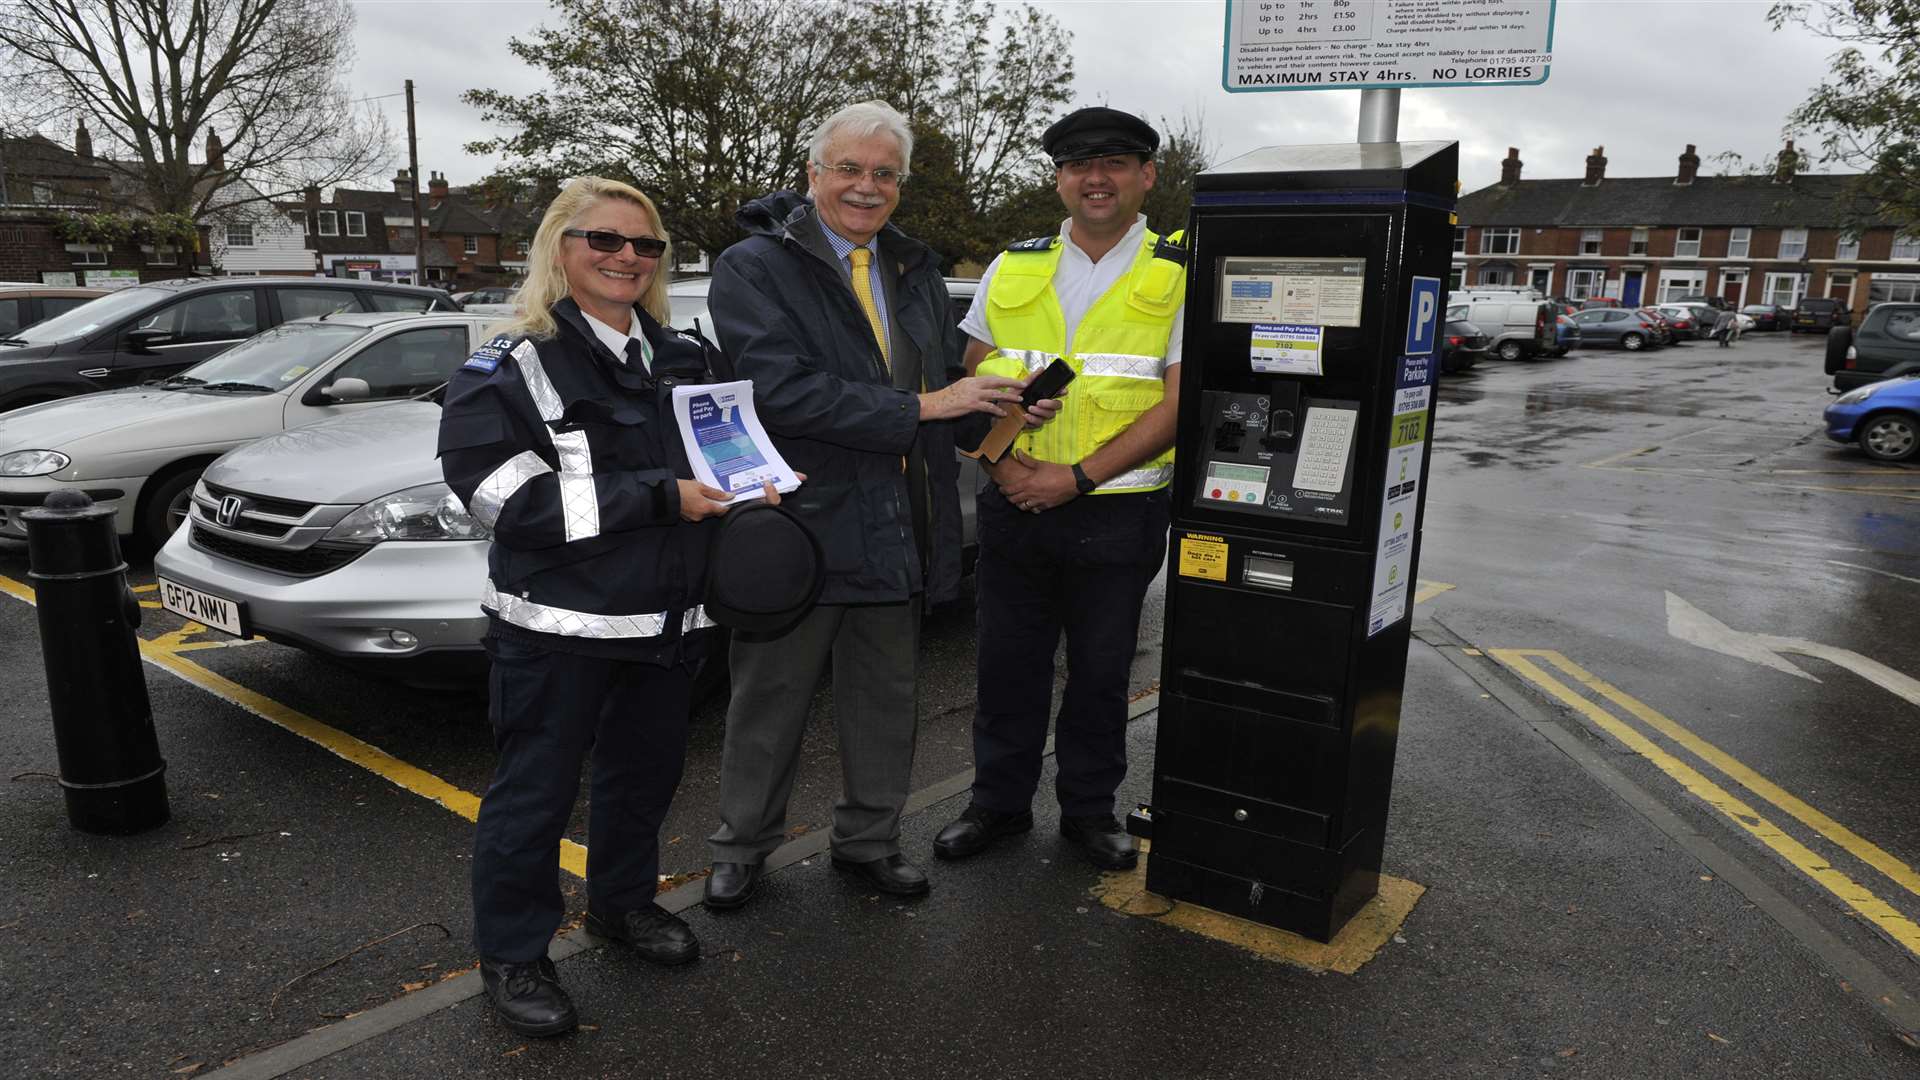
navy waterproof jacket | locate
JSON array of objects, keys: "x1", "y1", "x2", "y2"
[
  {"x1": 436, "y1": 298, "x2": 721, "y2": 662},
  {"x1": 709, "y1": 191, "x2": 972, "y2": 606}
]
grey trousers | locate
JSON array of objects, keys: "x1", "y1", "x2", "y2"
[{"x1": 709, "y1": 599, "x2": 921, "y2": 864}]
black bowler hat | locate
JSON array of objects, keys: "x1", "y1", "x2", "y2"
[
  {"x1": 1042, "y1": 107, "x2": 1160, "y2": 166},
  {"x1": 704, "y1": 499, "x2": 824, "y2": 634}
]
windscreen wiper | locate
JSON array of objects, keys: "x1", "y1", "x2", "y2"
[
  {"x1": 0, "y1": 338, "x2": 28, "y2": 346},
  {"x1": 155, "y1": 374, "x2": 205, "y2": 388},
  {"x1": 196, "y1": 380, "x2": 275, "y2": 393}
]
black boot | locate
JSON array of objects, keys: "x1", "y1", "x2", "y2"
[
  {"x1": 1060, "y1": 814, "x2": 1139, "y2": 870},
  {"x1": 479, "y1": 956, "x2": 577, "y2": 1037}
]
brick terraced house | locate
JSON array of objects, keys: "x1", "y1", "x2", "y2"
[{"x1": 1455, "y1": 144, "x2": 1920, "y2": 316}]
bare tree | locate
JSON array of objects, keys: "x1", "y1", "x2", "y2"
[{"x1": 0, "y1": 0, "x2": 389, "y2": 219}]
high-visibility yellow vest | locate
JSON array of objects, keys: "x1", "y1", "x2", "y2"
[{"x1": 977, "y1": 227, "x2": 1185, "y2": 493}]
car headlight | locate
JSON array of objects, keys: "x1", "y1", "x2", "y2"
[
  {"x1": 1836, "y1": 384, "x2": 1881, "y2": 405},
  {"x1": 0, "y1": 450, "x2": 71, "y2": 477},
  {"x1": 323, "y1": 482, "x2": 492, "y2": 543}
]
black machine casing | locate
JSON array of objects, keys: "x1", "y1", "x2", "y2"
[{"x1": 1145, "y1": 141, "x2": 1457, "y2": 942}]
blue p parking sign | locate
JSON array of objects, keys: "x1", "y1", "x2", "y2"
[{"x1": 1405, "y1": 276, "x2": 1441, "y2": 355}]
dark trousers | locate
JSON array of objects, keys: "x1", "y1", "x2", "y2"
[
  {"x1": 472, "y1": 638, "x2": 692, "y2": 962},
  {"x1": 709, "y1": 599, "x2": 921, "y2": 864},
  {"x1": 970, "y1": 485, "x2": 1169, "y2": 818}
]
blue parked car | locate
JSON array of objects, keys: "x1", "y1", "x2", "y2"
[
  {"x1": 1545, "y1": 313, "x2": 1582, "y2": 357},
  {"x1": 1824, "y1": 374, "x2": 1919, "y2": 462}
]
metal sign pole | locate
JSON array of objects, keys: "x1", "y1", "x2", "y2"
[{"x1": 1357, "y1": 89, "x2": 1400, "y2": 144}]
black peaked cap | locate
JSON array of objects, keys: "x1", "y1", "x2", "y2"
[{"x1": 1042, "y1": 107, "x2": 1160, "y2": 166}]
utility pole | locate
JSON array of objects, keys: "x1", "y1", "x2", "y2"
[{"x1": 406, "y1": 79, "x2": 425, "y2": 286}]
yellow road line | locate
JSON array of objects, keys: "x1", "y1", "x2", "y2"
[
  {"x1": 1581, "y1": 445, "x2": 1661, "y2": 470},
  {"x1": 1491, "y1": 648, "x2": 1920, "y2": 959},
  {"x1": 1412, "y1": 580, "x2": 1455, "y2": 605},
  {"x1": 0, "y1": 572, "x2": 587, "y2": 880},
  {"x1": 1542, "y1": 653, "x2": 1920, "y2": 902}
]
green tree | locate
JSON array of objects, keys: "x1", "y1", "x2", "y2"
[{"x1": 1770, "y1": 0, "x2": 1920, "y2": 230}]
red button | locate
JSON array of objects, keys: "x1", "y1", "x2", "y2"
[{"x1": 1211, "y1": 488, "x2": 1223, "y2": 498}]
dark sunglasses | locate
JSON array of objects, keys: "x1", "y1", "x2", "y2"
[{"x1": 562, "y1": 228, "x2": 667, "y2": 257}]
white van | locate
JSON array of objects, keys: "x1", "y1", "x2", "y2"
[{"x1": 1448, "y1": 290, "x2": 1556, "y2": 361}]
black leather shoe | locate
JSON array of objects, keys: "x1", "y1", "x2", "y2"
[
  {"x1": 702, "y1": 860, "x2": 761, "y2": 911},
  {"x1": 1060, "y1": 814, "x2": 1138, "y2": 870},
  {"x1": 479, "y1": 956, "x2": 577, "y2": 1038},
  {"x1": 933, "y1": 803, "x2": 1034, "y2": 860},
  {"x1": 831, "y1": 852, "x2": 931, "y2": 897},
  {"x1": 585, "y1": 902, "x2": 700, "y2": 966}
]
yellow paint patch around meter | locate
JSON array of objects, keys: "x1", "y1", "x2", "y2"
[
  {"x1": 1089, "y1": 841, "x2": 1425, "y2": 975},
  {"x1": 1177, "y1": 533, "x2": 1228, "y2": 581}
]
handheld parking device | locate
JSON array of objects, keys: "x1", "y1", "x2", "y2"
[
  {"x1": 965, "y1": 358, "x2": 1076, "y2": 464},
  {"x1": 1141, "y1": 141, "x2": 1456, "y2": 942}
]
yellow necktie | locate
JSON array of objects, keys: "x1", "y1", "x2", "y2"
[{"x1": 849, "y1": 247, "x2": 891, "y2": 371}]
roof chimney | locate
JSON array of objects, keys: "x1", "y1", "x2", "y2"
[
  {"x1": 1774, "y1": 139, "x2": 1798, "y2": 184},
  {"x1": 393, "y1": 168, "x2": 414, "y2": 197},
  {"x1": 1676, "y1": 144, "x2": 1699, "y2": 186},
  {"x1": 1499, "y1": 147, "x2": 1523, "y2": 186},
  {"x1": 1582, "y1": 146, "x2": 1607, "y2": 187},
  {"x1": 205, "y1": 129, "x2": 225, "y2": 173},
  {"x1": 428, "y1": 170, "x2": 449, "y2": 205},
  {"x1": 74, "y1": 119, "x2": 92, "y2": 161}
]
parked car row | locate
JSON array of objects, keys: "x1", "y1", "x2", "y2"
[{"x1": 0, "y1": 275, "x2": 984, "y2": 690}]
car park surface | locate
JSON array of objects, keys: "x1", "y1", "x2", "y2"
[
  {"x1": 0, "y1": 312, "x2": 496, "y2": 548},
  {"x1": 0, "y1": 276, "x2": 458, "y2": 411}
]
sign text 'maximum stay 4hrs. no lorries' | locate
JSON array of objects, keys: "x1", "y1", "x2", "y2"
[{"x1": 1223, "y1": 0, "x2": 1554, "y2": 93}]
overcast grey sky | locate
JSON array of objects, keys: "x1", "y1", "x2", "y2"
[{"x1": 350, "y1": 0, "x2": 1851, "y2": 194}]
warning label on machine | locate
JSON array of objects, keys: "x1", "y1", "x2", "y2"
[{"x1": 1178, "y1": 533, "x2": 1230, "y2": 581}]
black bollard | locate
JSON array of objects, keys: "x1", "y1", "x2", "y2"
[{"x1": 23, "y1": 490, "x2": 169, "y2": 834}]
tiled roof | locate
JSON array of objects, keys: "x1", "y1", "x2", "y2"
[
  {"x1": 1458, "y1": 173, "x2": 1890, "y2": 229},
  {"x1": 0, "y1": 135, "x2": 110, "y2": 180}
]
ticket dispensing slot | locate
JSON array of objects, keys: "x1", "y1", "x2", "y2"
[{"x1": 1242, "y1": 554, "x2": 1294, "y2": 591}]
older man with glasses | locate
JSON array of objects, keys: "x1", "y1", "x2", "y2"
[{"x1": 701, "y1": 100, "x2": 1025, "y2": 908}]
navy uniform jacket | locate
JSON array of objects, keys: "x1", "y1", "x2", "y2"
[{"x1": 437, "y1": 297, "x2": 720, "y2": 663}]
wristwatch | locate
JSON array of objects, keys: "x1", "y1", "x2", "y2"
[{"x1": 1071, "y1": 463, "x2": 1097, "y2": 495}]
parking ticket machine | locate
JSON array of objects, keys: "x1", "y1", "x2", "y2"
[{"x1": 1142, "y1": 141, "x2": 1457, "y2": 942}]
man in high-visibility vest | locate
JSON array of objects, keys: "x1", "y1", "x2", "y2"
[{"x1": 936, "y1": 107, "x2": 1185, "y2": 870}]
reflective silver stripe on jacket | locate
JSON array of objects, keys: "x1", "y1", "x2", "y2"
[
  {"x1": 484, "y1": 581, "x2": 713, "y2": 640},
  {"x1": 1077, "y1": 352, "x2": 1165, "y2": 380},
  {"x1": 1095, "y1": 463, "x2": 1174, "y2": 492},
  {"x1": 511, "y1": 339, "x2": 601, "y2": 542},
  {"x1": 468, "y1": 450, "x2": 552, "y2": 529},
  {"x1": 995, "y1": 348, "x2": 1054, "y2": 375}
]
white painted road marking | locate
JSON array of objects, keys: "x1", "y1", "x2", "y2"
[{"x1": 1666, "y1": 591, "x2": 1920, "y2": 708}]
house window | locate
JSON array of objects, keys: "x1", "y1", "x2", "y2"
[
  {"x1": 1453, "y1": 227, "x2": 1467, "y2": 254},
  {"x1": 1566, "y1": 269, "x2": 1604, "y2": 299},
  {"x1": 1675, "y1": 228, "x2": 1702, "y2": 258},
  {"x1": 463, "y1": 235, "x2": 479, "y2": 255},
  {"x1": 1728, "y1": 227, "x2": 1751, "y2": 259},
  {"x1": 73, "y1": 248, "x2": 107, "y2": 266},
  {"x1": 1835, "y1": 233, "x2": 1860, "y2": 260},
  {"x1": 346, "y1": 211, "x2": 366, "y2": 238},
  {"x1": 225, "y1": 223, "x2": 254, "y2": 248},
  {"x1": 1868, "y1": 276, "x2": 1920, "y2": 303},
  {"x1": 1448, "y1": 267, "x2": 1464, "y2": 290},
  {"x1": 516, "y1": 240, "x2": 529, "y2": 256},
  {"x1": 1657, "y1": 269, "x2": 1708, "y2": 303},
  {"x1": 1893, "y1": 233, "x2": 1920, "y2": 261},
  {"x1": 32, "y1": 182, "x2": 53, "y2": 204},
  {"x1": 287, "y1": 210, "x2": 307, "y2": 233},
  {"x1": 146, "y1": 247, "x2": 177, "y2": 266},
  {"x1": 1580, "y1": 228, "x2": 1603, "y2": 255},
  {"x1": 318, "y1": 210, "x2": 338, "y2": 237},
  {"x1": 1764, "y1": 271, "x2": 1806, "y2": 307},
  {"x1": 1478, "y1": 267, "x2": 1514, "y2": 285},
  {"x1": 1779, "y1": 228, "x2": 1808, "y2": 260},
  {"x1": 1479, "y1": 227, "x2": 1519, "y2": 255},
  {"x1": 1629, "y1": 228, "x2": 1648, "y2": 256}
]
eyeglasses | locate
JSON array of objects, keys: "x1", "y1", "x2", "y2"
[
  {"x1": 812, "y1": 162, "x2": 909, "y2": 187},
  {"x1": 562, "y1": 228, "x2": 667, "y2": 257}
]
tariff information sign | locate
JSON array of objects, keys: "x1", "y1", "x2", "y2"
[
  {"x1": 1223, "y1": 0, "x2": 1554, "y2": 93},
  {"x1": 1367, "y1": 354, "x2": 1435, "y2": 637}
]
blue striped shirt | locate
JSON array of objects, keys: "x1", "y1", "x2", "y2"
[{"x1": 818, "y1": 221, "x2": 891, "y2": 342}]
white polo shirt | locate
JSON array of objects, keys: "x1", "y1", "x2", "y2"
[{"x1": 958, "y1": 213, "x2": 1184, "y2": 367}]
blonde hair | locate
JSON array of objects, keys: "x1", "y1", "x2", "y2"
[{"x1": 498, "y1": 176, "x2": 674, "y2": 340}]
